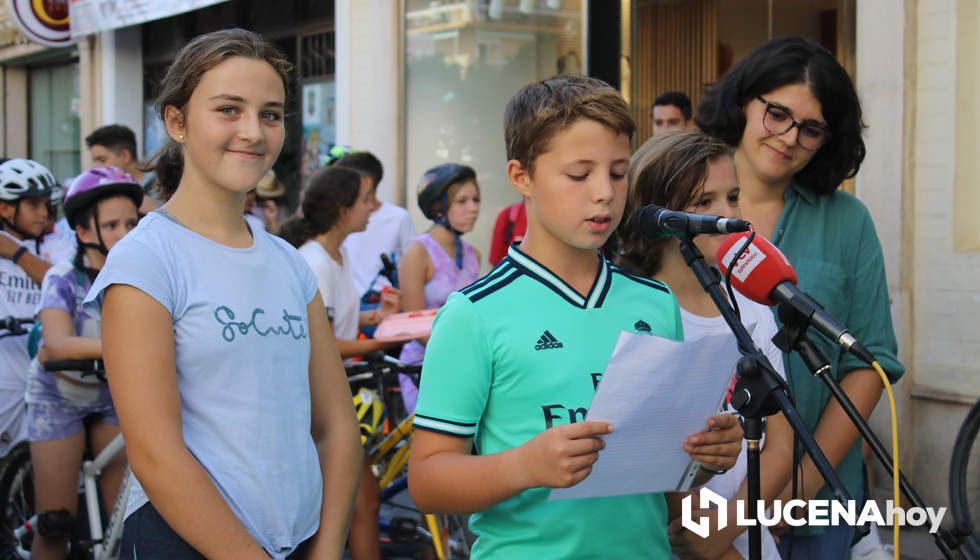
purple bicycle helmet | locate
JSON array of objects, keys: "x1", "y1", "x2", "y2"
[{"x1": 64, "y1": 166, "x2": 143, "y2": 229}]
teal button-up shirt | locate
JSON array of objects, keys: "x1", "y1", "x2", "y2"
[{"x1": 772, "y1": 182, "x2": 905, "y2": 534}]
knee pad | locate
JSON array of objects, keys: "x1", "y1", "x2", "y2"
[{"x1": 37, "y1": 509, "x2": 73, "y2": 540}]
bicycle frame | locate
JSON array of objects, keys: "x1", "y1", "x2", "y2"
[
  {"x1": 369, "y1": 413, "x2": 413, "y2": 490},
  {"x1": 368, "y1": 414, "x2": 461, "y2": 559},
  {"x1": 351, "y1": 360, "x2": 468, "y2": 559},
  {"x1": 86, "y1": 433, "x2": 130, "y2": 559},
  {"x1": 9, "y1": 434, "x2": 129, "y2": 560}
]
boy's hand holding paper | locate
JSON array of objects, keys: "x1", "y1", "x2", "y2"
[{"x1": 551, "y1": 331, "x2": 743, "y2": 500}]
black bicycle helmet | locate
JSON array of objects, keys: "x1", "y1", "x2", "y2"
[
  {"x1": 416, "y1": 163, "x2": 476, "y2": 269},
  {"x1": 416, "y1": 163, "x2": 476, "y2": 221}
]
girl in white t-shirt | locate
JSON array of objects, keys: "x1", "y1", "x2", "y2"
[
  {"x1": 617, "y1": 130, "x2": 794, "y2": 560},
  {"x1": 280, "y1": 165, "x2": 402, "y2": 357},
  {"x1": 279, "y1": 165, "x2": 402, "y2": 560},
  {"x1": 88, "y1": 29, "x2": 362, "y2": 559}
]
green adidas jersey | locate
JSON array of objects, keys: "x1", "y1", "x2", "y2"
[{"x1": 414, "y1": 246, "x2": 684, "y2": 559}]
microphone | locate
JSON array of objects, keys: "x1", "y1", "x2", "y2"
[
  {"x1": 715, "y1": 231, "x2": 876, "y2": 366},
  {"x1": 631, "y1": 205, "x2": 751, "y2": 239}
]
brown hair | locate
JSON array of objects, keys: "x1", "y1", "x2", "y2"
[
  {"x1": 616, "y1": 130, "x2": 733, "y2": 276},
  {"x1": 278, "y1": 166, "x2": 362, "y2": 248},
  {"x1": 504, "y1": 74, "x2": 634, "y2": 173},
  {"x1": 148, "y1": 28, "x2": 292, "y2": 201}
]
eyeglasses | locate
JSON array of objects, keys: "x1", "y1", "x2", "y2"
[{"x1": 756, "y1": 96, "x2": 829, "y2": 151}]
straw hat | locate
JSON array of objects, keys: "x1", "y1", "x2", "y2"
[{"x1": 255, "y1": 170, "x2": 285, "y2": 198}]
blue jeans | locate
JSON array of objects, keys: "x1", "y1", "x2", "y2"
[
  {"x1": 776, "y1": 522, "x2": 858, "y2": 560},
  {"x1": 121, "y1": 502, "x2": 311, "y2": 559},
  {"x1": 776, "y1": 489, "x2": 866, "y2": 560}
]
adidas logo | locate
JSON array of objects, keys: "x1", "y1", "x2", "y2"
[{"x1": 534, "y1": 330, "x2": 564, "y2": 351}]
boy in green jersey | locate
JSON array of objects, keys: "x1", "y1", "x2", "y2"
[{"x1": 408, "y1": 75, "x2": 743, "y2": 559}]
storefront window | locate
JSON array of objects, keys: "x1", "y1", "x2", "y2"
[
  {"x1": 29, "y1": 62, "x2": 81, "y2": 182},
  {"x1": 403, "y1": 0, "x2": 585, "y2": 261}
]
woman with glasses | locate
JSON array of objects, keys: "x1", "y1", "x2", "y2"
[{"x1": 690, "y1": 37, "x2": 905, "y2": 559}]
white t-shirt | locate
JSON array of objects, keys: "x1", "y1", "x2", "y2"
[
  {"x1": 342, "y1": 201, "x2": 416, "y2": 296},
  {"x1": 298, "y1": 240, "x2": 359, "y2": 341},
  {"x1": 84, "y1": 211, "x2": 321, "y2": 558},
  {"x1": 47, "y1": 217, "x2": 78, "y2": 258},
  {"x1": 680, "y1": 290, "x2": 784, "y2": 560},
  {"x1": 0, "y1": 231, "x2": 75, "y2": 391}
]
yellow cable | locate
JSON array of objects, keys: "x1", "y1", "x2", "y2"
[{"x1": 872, "y1": 360, "x2": 900, "y2": 560}]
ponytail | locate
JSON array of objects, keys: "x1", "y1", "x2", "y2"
[
  {"x1": 277, "y1": 166, "x2": 361, "y2": 248},
  {"x1": 278, "y1": 215, "x2": 316, "y2": 248},
  {"x1": 148, "y1": 142, "x2": 184, "y2": 201}
]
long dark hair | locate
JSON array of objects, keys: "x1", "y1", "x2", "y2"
[
  {"x1": 616, "y1": 131, "x2": 733, "y2": 276},
  {"x1": 279, "y1": 166, "x2": 362, "y2": 248},
  {"x1": 696, "y1": 36, "x2": 865, "y2": 195},
  {"x1": 147, "y1": 28, "x2": 292, "y2": 201}
]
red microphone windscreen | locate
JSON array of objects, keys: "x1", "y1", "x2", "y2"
[{"x1": 715, "y1": 232, "x2": 798, "y2": 306}]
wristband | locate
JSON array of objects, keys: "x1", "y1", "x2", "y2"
[
  {"x1": 700, "y1": 465, "x2": 728, "y2": 476},
  {"x1": 10, "y1": 246, "x2": 27, "y2": 264}
]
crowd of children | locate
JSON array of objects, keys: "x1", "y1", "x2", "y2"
[{"x1": 0, "y1": 27, "x2": 904, "y2": 560}]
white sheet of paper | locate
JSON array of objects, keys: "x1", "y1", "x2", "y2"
[{"x1": 550, "y1": 331, "x2": 739, "y2": 500}]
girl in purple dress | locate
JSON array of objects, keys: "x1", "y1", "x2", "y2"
[{"x1": 397, "y1": 164, "x2": 482, "y2": 410}]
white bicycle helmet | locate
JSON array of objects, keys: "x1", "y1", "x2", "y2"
[{"x1": 0, "y1": 159, "x2": 57, "y2": 201}]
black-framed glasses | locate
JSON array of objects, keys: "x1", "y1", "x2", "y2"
[{"x1": 756, "y1": 96, "x2": 829, "y2": 151}]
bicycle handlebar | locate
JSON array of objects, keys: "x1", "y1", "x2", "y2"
[
  {"x1": 0, "y1": 316, "x2": 34, "y2": 338},
  {"x1": 346, "y1": 358, "x2": 422, "y2": 386},
  {"x1": 43, "y1": 359, "x2": 105, "y2": 372},
  {"x1": 43, "y1": 359, "x2": 106, "y2": 383}
]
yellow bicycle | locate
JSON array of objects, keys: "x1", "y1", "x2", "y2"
[{"x1": 347, "y1": 358, "x2": 474, "y2": 559}]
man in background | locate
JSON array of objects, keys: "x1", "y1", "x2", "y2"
[
  {"x1": 85, "y1": 124, "x2": 159, "y2": 213},
  {"x1": 651, "y1": 91, "x2": 693, "y2": 135}
]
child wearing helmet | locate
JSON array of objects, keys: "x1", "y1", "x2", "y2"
[
  {"x1": 26, "y1": 166, "x2": 141, "y2": 560},
  {"x1": 396, "y1": 163, "x2": 482, "y2": 411},
  {"x1": 0, "y1": 158, "x2": 74, "y2": 459}
]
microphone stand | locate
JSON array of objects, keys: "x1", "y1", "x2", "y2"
[
  {"x1": 677, "y1": 237, "x2": 850, "y2": 560},
  {"x1": 774, "y1": 304, "x2": 965, "y2": 560}
]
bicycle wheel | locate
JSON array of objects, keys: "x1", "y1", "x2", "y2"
[
  {"x1": 0, "y1": 442, "x2": 33, "y2": 559},
  {"x1": 950, "y1": 399, "x2": 980, "y2": 559}
]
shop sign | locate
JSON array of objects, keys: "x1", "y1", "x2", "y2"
[
  {"x1": 68, "y1": 0, "x2": 230, "y2": 38},
  {"x1": 6, "y1": 0, "x2": 72, "y2": 47}
]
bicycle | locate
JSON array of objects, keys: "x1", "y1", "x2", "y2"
[
  {"x1": 347, "y1": 356, "x2": 475, "y2": 559},
  {"x1": 950, "y1": 397, "x2": 980, "y2": 559},
  {"x1": 0, "y1": 317, "x2": 37, "y2": 501},
  {"x1": 0, "y1": 358, "x2": 131, "y2": 560}
]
